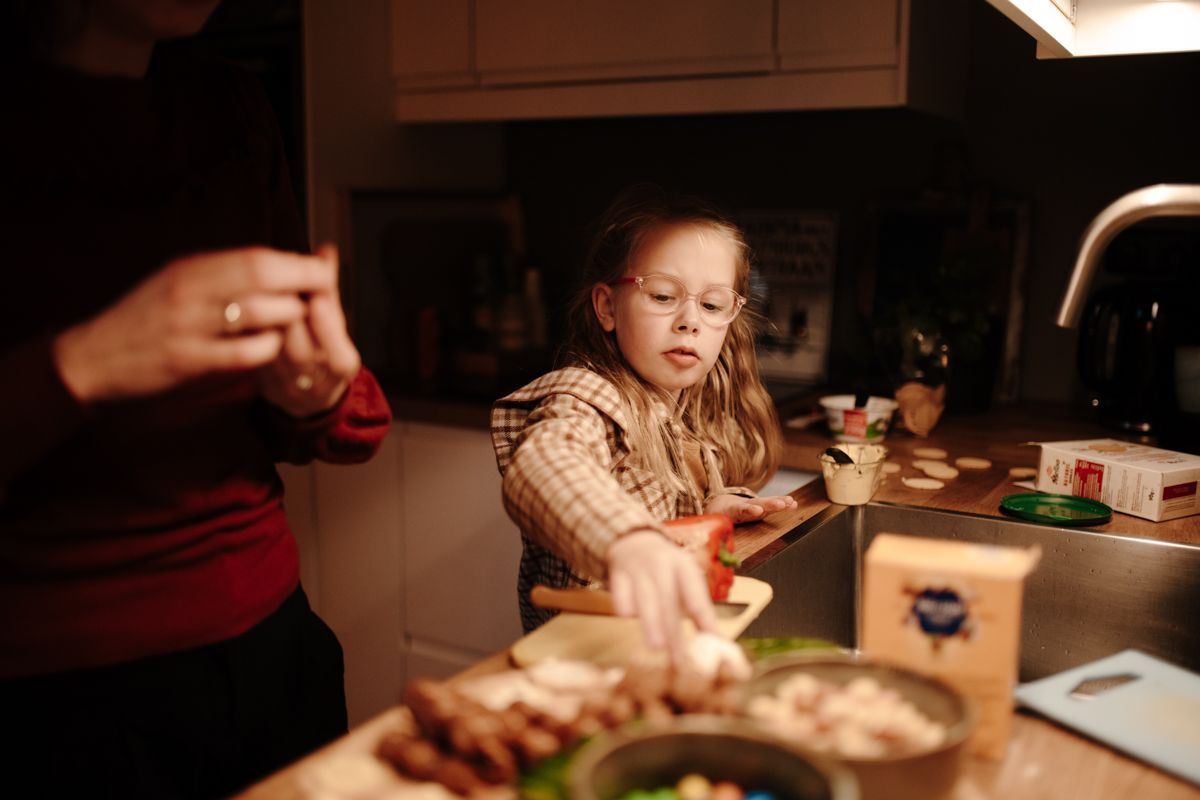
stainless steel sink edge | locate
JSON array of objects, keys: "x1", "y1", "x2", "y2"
[{"x1": 742, "y1": 501, "x2": 1200, "y2": 681}]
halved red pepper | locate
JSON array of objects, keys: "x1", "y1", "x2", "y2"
[{"x1": 664, "y1": 513, "x2": 739, "y2": 601}]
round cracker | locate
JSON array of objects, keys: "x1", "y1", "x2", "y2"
[
  {"x1": 912, "y1": 459, "x2": 947, "y2": 471},
  {"x1": 902, "y1": 476, "x2": 945, "y2": 490},
  {"x1": 881, "y1": 462, "x2": 901, "y2": 474},
  {"x1": 955, "y1": 456, "x2": 993, "y2": 470},
  {"x1": 922, "y1": 463, "x2": 960, "y2": 480},
  {"x1": 913, "y1": 446, "x2": 949, "y2": 460},
  {"x1": 1009, "y1": 466, "x2": 1037, "y2": 479}
]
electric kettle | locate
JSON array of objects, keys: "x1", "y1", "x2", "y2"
[
  {"x1": 1059, "y1": 185, "x2": 1200, "y2": 453},
  {"x1": 1077, "y1": 282, "x2": 1179, "y2": 435}
]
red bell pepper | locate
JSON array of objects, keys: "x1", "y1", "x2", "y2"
[{"x1": 664, "y1": 513, "x2": 739, "y2": 601}]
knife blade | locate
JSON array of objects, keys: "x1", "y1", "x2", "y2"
[
  {"x1": 1068, "y1": 671, "x2": 1140, "y2": 701},
  {"x1": 530, "y1": 585, "x2": 749, "y2": 619}
]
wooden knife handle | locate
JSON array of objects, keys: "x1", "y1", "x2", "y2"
[{"x1": 529, "y1": 585, "x2": 616, "y2": 616}]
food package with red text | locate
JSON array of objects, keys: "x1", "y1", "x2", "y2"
[{"x1": 1036, "y1": 439, "x2": 1200, "y2": 522}]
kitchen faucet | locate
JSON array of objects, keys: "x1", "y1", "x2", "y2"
[{"x1": 1056, "y1": 184, "x2": 1200, "y2": 328}]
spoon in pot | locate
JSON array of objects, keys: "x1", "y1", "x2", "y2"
[{"x1": 824, "y1": 447, "x2": 855, "y2": 465}]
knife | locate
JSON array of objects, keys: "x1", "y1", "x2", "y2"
[
  {"x1": 1068, "y1": 671, "x2": 1140, "y2": 701},
  {"x1": 530, "y1": 585, "x2": 749, "y2": 619}
]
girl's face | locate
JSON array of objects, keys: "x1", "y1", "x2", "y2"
[{"x1": 592, "y1": 222, "x2": 740, "y2": 399}]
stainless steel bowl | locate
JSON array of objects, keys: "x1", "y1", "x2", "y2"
[
  {"x1": 743, "y1": 653, "x2": 976, "y2": 800},
  {"x1": 567, "y1": 715, "x2": 858, "y2": 800}
]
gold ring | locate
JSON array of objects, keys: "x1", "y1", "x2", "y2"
[
  {"x1": 223, "y1": 301, "x2": 242, "y2": 333},
  {"x1": 295, "y1": 374, "x2": 314, "y2": 391}
]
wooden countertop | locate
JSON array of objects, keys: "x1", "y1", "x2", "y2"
[
  {"x1": 764, "y1": 403, "x2": 1198, "y2": 549},
  {"x1": 238, "y1": 404, "x2": 1199, "y2": 800}
]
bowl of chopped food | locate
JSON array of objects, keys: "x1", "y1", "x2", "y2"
[
  {"x1": 739, "y1": 653, "x2": 975, "y2": 800},
  {"x1": 567, "y1": 715, "x2": 858, "y2": 800}
]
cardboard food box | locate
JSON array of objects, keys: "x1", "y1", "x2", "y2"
[
  {"x1": 862, "y1": 533, "x2": 1041, "y2": 760},
  {"x1": 1036, "y1": 439, "x2": 1200, "y2": 522}
]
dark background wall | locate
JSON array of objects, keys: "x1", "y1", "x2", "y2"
[{"x1": 501, "y1": 1, "x2": 1200, "y2": 412}]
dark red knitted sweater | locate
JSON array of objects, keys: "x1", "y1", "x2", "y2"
[{"x1": 0, "y1": 49, "x2": 391, "y2": 677}]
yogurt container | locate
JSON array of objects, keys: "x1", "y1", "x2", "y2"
[
  {"x1": 820, "y1": 444, "x2": 888, "y2": 505},
  {"x1": 819, "y1": 395, "x2": 899, "y2": 443}
]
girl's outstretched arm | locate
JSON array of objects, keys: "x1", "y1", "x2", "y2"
[
  {"x1": 499, "y1": 389, "x2": 720, "y2": 653},
  {"x1": 501, "y1": 393, "x2": 661, "y2": 579},
  {"x1": 607, "y1": 531, "x2": 718, "y2": 657}
]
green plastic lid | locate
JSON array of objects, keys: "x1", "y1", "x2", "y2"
[{"x1": 999, "y1": 493, "x2": 1112, "y2": 527}]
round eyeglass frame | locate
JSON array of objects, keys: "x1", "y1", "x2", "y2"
[{"x1": 611, "y1": 274, "x2": 747, "y2": 326}]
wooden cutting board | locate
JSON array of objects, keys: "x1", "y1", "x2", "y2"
[{"x1": 509, "y1": 575, "x2": 773, "y2": 667}]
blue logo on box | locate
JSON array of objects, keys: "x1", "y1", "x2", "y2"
[
  {"x1": 912, "y1": 588, "x2": 966, "y2": 636},
  {"x1": 904, "y1": 585, "x2": 973, "y2": 652}
]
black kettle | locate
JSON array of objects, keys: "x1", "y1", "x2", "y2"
[{"x1": 1078, "y1": 281, "x2": 1200, "y2": 449}]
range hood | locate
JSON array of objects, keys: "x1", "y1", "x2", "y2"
[{"x1": 987, "y1": 0, "x2": 1200, "y2": 58}]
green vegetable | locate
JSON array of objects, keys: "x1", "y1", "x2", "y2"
[
  {"x1": 617, "y1": 789, "x2": 679, "y2": 800},
  {"x1": 519, "y1": 744, "x2": 582, "y2": 800},
  {"x1": 737, "y1": 636, "x2": 841, "y2": 661}
]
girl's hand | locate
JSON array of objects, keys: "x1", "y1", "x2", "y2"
[
  {"x1": 258, "y1": 245, "x2": 362, "y2": 418},
  {"x1": 607, "y1": 530, "x2": 718, "y2": 657},
  {"x1": 54, "y1": 247, "x2": 336, "y2": 404},
  {"x1": 706, "y1": 493, "x2": 797, "y2": 523}
]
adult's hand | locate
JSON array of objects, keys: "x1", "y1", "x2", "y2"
[
  {"x1": 53, "y1": 247, "x2": 335, "y2": 404},
  {"x1": 705, "y1": 492, "x2": 797, "y2": 524},
  {"x1": 607, "y1": 529, "x2": 718, "y2": 657},
  {"x1": 258, "y1": 245, "x2": 362, "y2": 418}
]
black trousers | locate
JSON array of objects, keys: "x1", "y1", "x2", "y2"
[{"x1": 3, "y1": 586, "x2": 347, "y2": 799}]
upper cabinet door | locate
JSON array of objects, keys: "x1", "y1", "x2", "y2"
[
  {"x1": 474, "y1": 0, "x2": 775, "y2": 85},
  {"x1": 390, "y1": 0, "x2": 964, "y2": 122},
  {"x1": 391, "y1": 0, "x2": 473, "y2": 88},
  {"x1": 778, "y1": 0, "x2": 900, "y2": 70}
]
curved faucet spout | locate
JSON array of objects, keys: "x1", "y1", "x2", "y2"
[{"x1": 1056, "y1": 184, "x2": 1200, "y2": 328}]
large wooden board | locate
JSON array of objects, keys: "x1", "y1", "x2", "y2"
[{"x1": 509, "y1": 576, "x2": 773, "y2": 667}]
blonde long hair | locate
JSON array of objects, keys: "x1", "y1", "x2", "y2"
[{"x1": 559, "y1": 184, "x2": 782, "y2": 493}]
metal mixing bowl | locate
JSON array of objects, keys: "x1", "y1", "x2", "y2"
[
  {"x1": 567, "y1": 715, "x2": 859, "y2": 800},
  {"x1": 742, "y1": 653, "x2": 976, "y2": 800}
]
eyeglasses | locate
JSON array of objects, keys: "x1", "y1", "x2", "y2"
[{"x1": 611, "y1": 273, "x2": 747, "y2": 326}]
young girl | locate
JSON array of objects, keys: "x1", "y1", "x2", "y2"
[{"x1": 492, "y1": 184, "x2": 795, "y2": 653}]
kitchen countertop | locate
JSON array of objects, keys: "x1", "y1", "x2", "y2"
[
  {"x1": 754, "y1": 403, "x2": 1199, "y2": 553},
  {"x1": 237, "y1": 404, "x2": 1199, "y2": 800},
  {"x1": 393, "y1": 393, "x2": 1197, "y2": 547}
]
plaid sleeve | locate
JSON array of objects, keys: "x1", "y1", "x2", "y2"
[{"x1": 500, "y1": 392, "x2": 663, "y2": 580}]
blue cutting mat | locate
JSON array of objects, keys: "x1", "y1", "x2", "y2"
[{"x1": 1014, "y1": 649, "x2": 1200, "y2": 786}]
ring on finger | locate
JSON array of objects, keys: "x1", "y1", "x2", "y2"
[
  {"x1": 222, "y1": 300, "x2": 243, "y2": 334},
  {"x1": 295, "y1": 373, "x2": 315, "y2": 391}
]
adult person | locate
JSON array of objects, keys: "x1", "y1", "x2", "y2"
[{"x1": 0, "y1": 1, "x2": 392, "y2": 796}]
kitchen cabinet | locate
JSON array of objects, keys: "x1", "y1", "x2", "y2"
[
  {"x1": 397, "y1": 421, "x2": 523, "y2": 680},
  {"x1": 389, "y1": 0, "x2": 967, "y2": 122},
  {"x1": 390, "y1": 0, "x2": 473, "y2": 89},
  {"x1": 777, "y1": 0, "x2": 899, "y2": 70},
  {"x1": 473, "y1": 0, "x2": 775, "y2": 86},
  {"x1": 985, "y1": 0, "x2": 1200, "y2": 58},
  {"x1": 282, "y1": 420, "x2": 522, "y2": 725}
]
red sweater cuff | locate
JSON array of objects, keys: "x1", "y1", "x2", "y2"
[{"x1": 258, "y1": 366, "x2": 392, "y2": 465}]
